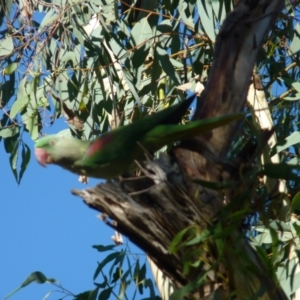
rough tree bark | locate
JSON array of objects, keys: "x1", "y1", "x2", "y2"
[{"x1": 72, "y1": 1, "x2": 288, "y2": 299}]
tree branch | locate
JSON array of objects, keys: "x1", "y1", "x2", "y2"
[{"x1": 72, "y1": 1, "x2": 287, "y2": 299}]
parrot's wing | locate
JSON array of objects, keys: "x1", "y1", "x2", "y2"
[{"x1": 82, "y1": 95, "x2": 196, "y2": 166}]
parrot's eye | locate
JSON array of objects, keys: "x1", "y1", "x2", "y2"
[{"x1": 50, "y1": 140, "x2": 55, "y2": 146}]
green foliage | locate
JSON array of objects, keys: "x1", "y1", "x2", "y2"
[
  {"x1": 5, "y1": 244, "x2": 160, "y2": 300},
  {"x1": 2, "y1": 0, "x2": 300, "y2": 299},
  {"x1": 252, "y1": 219, "x2": 300, "y2": 296},
  {"x1": 168, "y1": 199, "x2": 258, "y2": 298},
  {"x1": 291, "y1": 192, "x2": 300, "y2": 212},
  {"x1": 0, "y1": 0, "x2": 235, "y2": 182},
  {"x1": 4, "y1": 271, "x2": 56, "y2": 300}
]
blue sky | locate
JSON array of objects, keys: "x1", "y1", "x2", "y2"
[{"x1": 1, "y1": 119, "x2": 157, "y2": 300}]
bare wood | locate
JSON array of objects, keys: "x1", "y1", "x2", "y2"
[
  {"x1": 72, "y1": 156, "x2": 227, "y2": 298},
  {"x1": 193, "y1": 0, "x2": 285, "y2": 159}
]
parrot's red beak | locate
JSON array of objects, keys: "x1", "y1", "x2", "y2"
[{"x1": 35, "y1": 148, "x2": 49, "y2": 167}]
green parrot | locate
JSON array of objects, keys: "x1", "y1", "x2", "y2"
[{"x1": 35, "y1": 95, "x2": 242, "y2": 179}]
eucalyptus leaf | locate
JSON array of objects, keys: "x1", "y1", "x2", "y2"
[
  {"x1": 98, "y1": 287, "x2": 112, "y2": 300},
  {"x1": 291, "y1": 192, "x2": 300, "y2": 212},
  {"x1": 271, "y1": 131, "x2": 300, "y2": 157},
  {"x1": 4, "y1": 271, "x2": 56, "y2": 300},
  {"x1": 10, "y1": 96, "x2": 29, "y2": 119},
  {"x1": 131, "y1": 17, "x2": 152, "y2": 47},
  {"x1": 262, "y1": 163, "x2": 300, "y2": 181},
  {"x1": 3, "y1": 62, "x2": 17, "y2": 75},
  {"x1": 38, "y1": 9, "x2": 59, "y2": 31},
  {"x1": 0, "y1": 127, "x2": 19, "y2": 138},
  {"x1": 18, "y1": 144, "x2": 30, "y2": 184},
  {"x1": 156, "y1": 46, "x2": 180, "y2": 85},
  {"x1": 92, "y1": 244, "x2": 116, "y2": 252},
  {"x1": 290, "y1": 23, "x2": 300, "y2": 54},
  {"x1": 93, "y1": 252, "x2": 120, "y2": 281},
  {"x1": 197, "y1": 0, "x2": 216, "y2": 42},
  {"x1": 0, "y1": 36, "x2": 14, "y2": 56},
  {"x1": 292, "y1": 82, "x2": 300, "y2": 93}
]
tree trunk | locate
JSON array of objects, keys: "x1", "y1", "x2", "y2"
[{"x1": 72, "y1": 1, "x2": 288, "y2": 299}]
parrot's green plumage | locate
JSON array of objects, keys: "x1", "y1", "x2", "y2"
[{"x1": 35, "y1": 95, "x2": 242, "y2": 179}]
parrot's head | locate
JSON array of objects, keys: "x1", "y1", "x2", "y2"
[
  {"x1": 34, "y1": 135, "x2": 57, "y2": 166},
  {"x1": 34, "y1": 130, "x2": 84, "y2": 168}
]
